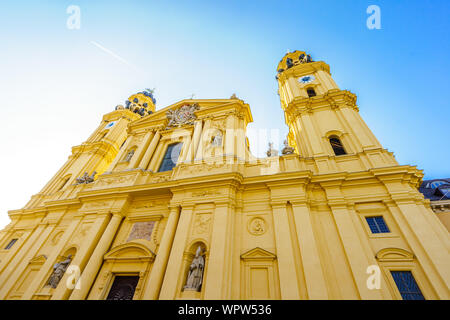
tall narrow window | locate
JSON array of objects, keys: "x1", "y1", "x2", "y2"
[
  {"x1": 391, "y1": 271, "x2": 425, "y2": 300},
  {"x1": 329, "y1": 136, "x2": 346, "y2": 155},
  {"x1": 307, "y1": 88, "x2": 316, "y2": 97},
  {"x1": 58, "y1": 176, "x2": 71, "y2": 191},
  {"x1": 4, "y1": 238, "x2": 18, "y2": 250},
  {"x1": 158, "y1": 142, "x2": 183, "y2": 172},
  {"x1": 106, "y1": 276, "x2": 140, "y2": 300},
  {"x1": 365, "y1": 216, "x2": 390, "y2": 233}
]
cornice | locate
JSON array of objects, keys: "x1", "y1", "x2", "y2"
[
  {"x1": 276, "y1": 61, "x2": 331, "y2": 82},
  {"x1": 284, "y1": 89, "x2": 358, "y2": 117}
]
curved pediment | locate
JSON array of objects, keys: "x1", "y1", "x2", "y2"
[
  {"x1": 29, "y1": 254, "x2": 47, "y2": 265},
  {"x1": 376, "y1": 248, "x2": 414, "y2": 262},
  {"x1": 104, "y1": 241, "x2": 156, "y2": 262}
]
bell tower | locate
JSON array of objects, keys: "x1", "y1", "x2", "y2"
[{"x1": 277, "y1": 51, "x2": 396, "y2": 171}]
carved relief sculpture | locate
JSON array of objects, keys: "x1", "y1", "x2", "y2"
[
  {"x1": 127, "y1": 221, "x2": 155, "y2": 242},
  {"x1": 46, "y1": 254, "x2": 72, "y2": 288},
  {"x1": 75, "y1": 171, "x2": 96, "y2": 184},
  {"x1": 166, "y1": 103, "x2": 200, "y2": 128},
  {"x1": 248, "y1": 217, "x2": 266, "y2": 236},
  {"x1": 184, "y1": 246, "x2": 205, "y2": 292}
]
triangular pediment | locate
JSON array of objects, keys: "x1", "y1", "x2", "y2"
[
  {"x1": 130, "y1": 98, "x2": 252, "y2": 131},
  {"x1": 241, "y1": 247, "x2": 276, "y2": 260}
]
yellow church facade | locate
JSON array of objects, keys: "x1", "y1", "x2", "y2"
[{"x1": 0, "y1": 51, "x2": 448, "y2": 300}]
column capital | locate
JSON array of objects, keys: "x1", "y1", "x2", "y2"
[{"x1": 270, "y1": 200, "x2": 287, "y2": 208}]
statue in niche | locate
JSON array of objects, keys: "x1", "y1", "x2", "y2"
[
  {"x1": 125, "y1": 149, "x2": 135, "y2": 162},
  {"x1": 184, "y1": 246, "x2": 205, "y2": 292},
  {"x1": 281, "y1": 139, "x2": 295, "y2": 155},
  {"x1": 46, "y1": 254, "x2": 72, "y2": 288},
  {"x1": 75, "y1": 171, "x2": 96, "y2": 184},
  {"x1": 211, "y1": 131, "x2": 223, "y2": 147}
]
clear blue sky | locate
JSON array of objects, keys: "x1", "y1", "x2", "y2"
[{"x1": 0, "y1": 0, "x2": 449, "y2": 227}]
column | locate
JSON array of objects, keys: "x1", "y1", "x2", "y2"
[
  {"x1": 21, "y1": 218, "x2": 82, "y2": 300},
  {"x1": 178, "y1": 134, "x2": 192, "y2": 164},
  {"x1": 299, "y1": 113, "x2": 324, "y2": 156},
  {"x1": 187, "y1": 120, "x2": 202, "y2": 163},
  {"x1": 147, "y1": 141, "x2": 165, "y2": 172},
  {"x1": 291, "y1": 202, "x2": 328, "y2": 299},
  {"x1": 195, "y1": 119, "x2": 211, "y2": 160},
  {"x1": 159, "y1": 206, "x2": 194, "y2": 299},
  {"x1": 69, "y1": 213, "x2": 124, "y2": 300},
  {"x1": 224, "y1": 114, "x2": 236, "y2": 157},
  {"x1": 271, "y1": 202, "x2": 301, "y2": 299},
  {"x1": 329, "y1": 202, "x2": 383, "y2": 299},
  {"x1": 394, "y1": 201, "x2": 450, "y2": 298},
  {"x1": 128, "y1": 130, "x2": 154, "y2": 169},
  {"x1": 51, "y1": 214, "x2": 111, "y2": 300},
  {"x1": 106, "y1": 136, "x2": 132, "y2": 172},
  {"x1": 142, "y1": 206, "x2": 181, "y2": 300},
  {"x1": 204, "y1": 203, "x2": 232, "y2": 299},
  {"x1": 138, "y1": 130, "x2": 161, "y2": 170},
  {"x1": 0, "y1": 223, "x2": 55, "y2": 299},
  {"x1": 235, "y1": 118, "x2": 246, "y2": 162}
]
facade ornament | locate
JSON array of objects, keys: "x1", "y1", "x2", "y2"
[
  {"x1": 211, "y1": 131, "x2": 223, "y2": 147},
  {"x1": 281, "y1": 140, "x2": 295, "y2": 155},
  {"x1": 166, "y1": 103, "x2": 200, "y2": 128},
  {"x1": 248, "y1": 217, "x2": 266, "y2": 236},
  {"x1": 183, "y1": 246, "x2": 205, "y2": 292},
  {"x1": 266, "y1": 142, "x2": 278, "y2": 157},
  {"x1": 75, "y1": 171, "x2": 96, "y2": 184},
  {"x1": 124, "y1": 149, "x2": 135, "y2": 162},
  {"x1": 46, "y1": 254, "x2": 73, "y2": 288},
  {"x1": 115, "y1": 104, "x2": 124, "y2": 110},
  {"x1": 230, "y1": 93, "x2": 238, "y2": 99}
]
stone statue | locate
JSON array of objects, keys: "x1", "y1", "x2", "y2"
[
  {"x1": 184, "y1": 246, "x2": 205, "y2": 291},
  {"x1": 211, "y1": 132, "x2": 223, "y2": 146},
  {"x1": 47, "y1": 254, "x2": 72, "y2": 288},
  {"x1": 230, "y1": 93, "x2": 238, "y2": 99},
  {"x1": 125, "y1": 149, "x2": 135, "y2": 162},
  {"x1": 281, "y1": 140, "x2": 295, "y2": 155},
  {"x1": 266, "y1": 142, "x2": 278, "y2": 157},
  {"x1": 75, "y1": 171, "x2": 96, "y2": 184}
]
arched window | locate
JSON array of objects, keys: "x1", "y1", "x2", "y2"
[
  {"x1": 329, "y1": 136, "x2": 346, "y2": 155},
  {"x1": 307, "y1": 88, "x2": 316, "y2": 97},
  {"x1": 158, "y1": 142, "x2": 183, "y2": 172}
]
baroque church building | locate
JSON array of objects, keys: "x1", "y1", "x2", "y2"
[{"x1": 0, "y1": 51, "x2": 448, "y2": 300}]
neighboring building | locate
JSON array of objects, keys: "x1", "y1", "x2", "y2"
[
  {"x1": 0, "y1": 51, "x2": 449, "y2": 300},
  {"x1": 419, "y1": 179, "x2": 450, "y2": 232}
]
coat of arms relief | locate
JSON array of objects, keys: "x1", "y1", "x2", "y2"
[{"x1": 166, "y1": 103, "x2": 200, "y2": 128}]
